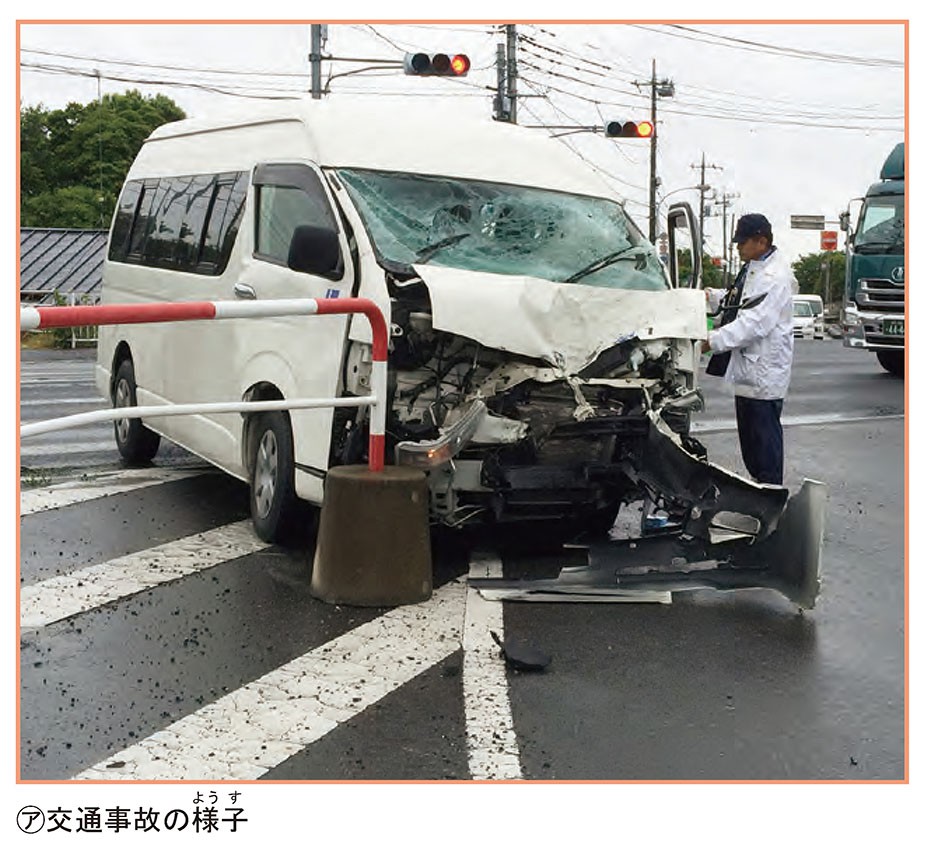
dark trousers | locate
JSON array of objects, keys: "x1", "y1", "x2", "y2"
[{"x1": 734, "y1": 396, "x2": 784, "y2": 485}]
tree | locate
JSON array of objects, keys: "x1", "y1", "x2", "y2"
[
  {"x1": 792, "y1": 251, "x2": 846, "y2": 306},
  {"x1": 672, "y1": 249, "x2": 724, "y2": 289},
  {"x1": 20, "y1": 90, "x2": 185, "y2": 229}
]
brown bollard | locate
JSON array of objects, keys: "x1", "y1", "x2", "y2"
[{"x1": 310, "y1": 464, "x2": 432, "y2": 606}]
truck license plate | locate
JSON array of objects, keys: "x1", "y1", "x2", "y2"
[{"x1": 883, "y1": 319, "x2": 905, "y2": 336}]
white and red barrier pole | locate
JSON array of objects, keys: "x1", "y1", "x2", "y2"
[{"x1": 20, "y1": 298, "x2": 390, "y2": 472}]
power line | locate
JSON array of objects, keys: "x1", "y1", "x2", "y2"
[
  {"x1": 520, "y1": 79, "x2": 648, "y2": 196},
  {"x1": 668, "y1": 23, "x2": 903, "y2": 67},
  {"x1": 21, "y1": 46, "x2": 308, "y2": 78},
  {"x1": 631, "y1": 23, "x2": 903, "y2": 68}
]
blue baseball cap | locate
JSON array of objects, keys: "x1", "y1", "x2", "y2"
[{"x1": 732, "y1": 213, "x2": 772, "y2": 243}]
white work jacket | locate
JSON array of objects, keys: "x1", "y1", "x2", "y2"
[{"x1": 706, "y1": 247, "x2": 796, "y2": 400}]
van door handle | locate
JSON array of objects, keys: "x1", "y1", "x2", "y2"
[{"x1": 234, "y1": 283, "x2": 257, "y2": 300}]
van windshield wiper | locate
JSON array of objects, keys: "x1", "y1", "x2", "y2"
[
  {"x1": 415, "y1": 232, "x2": 471, "y2": 264},
  {"x1": 564, "y1": 246, "x2": 647, "y2": 283}
]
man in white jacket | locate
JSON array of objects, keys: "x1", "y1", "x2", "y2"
[{"x1": 705, "y1": 213, "x2": 796, "y2": 485}]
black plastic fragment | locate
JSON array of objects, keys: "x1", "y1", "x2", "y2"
[{"x1": 490, "y1": 630, "x2": 551, "y2": 672}]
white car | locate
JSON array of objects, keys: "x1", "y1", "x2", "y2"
[{"x1": 793, "y1": 300, "x2": 824, "y2": 339}]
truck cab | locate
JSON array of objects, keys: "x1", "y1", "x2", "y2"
[{"x1": 840, "y1": 142, "x2": 904, "y2": 377}]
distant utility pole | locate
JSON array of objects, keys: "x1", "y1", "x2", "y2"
[
  {"x1": 690, "y1": 153, "x2": 722, "y2": 258},
  {"x1": 310, "y1": 24, "x2": 328, "y2": 99},
  {"x1": 635, "y1": 61, "x2": 674, "y2": 242},
  {"x1": 714, "y1": 191, "x2": 740, "y2": 285}
]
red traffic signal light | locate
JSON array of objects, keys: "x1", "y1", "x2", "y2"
[
  {"x1": 605, "y1": 120, "x2": 654, "y2": 139},
  {"x1": 404, "y1": 52, "x2": 470, "y2": 77}
]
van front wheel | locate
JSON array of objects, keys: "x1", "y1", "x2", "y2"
[
  {"x1": 113, "y1": 359, "x2": 160, "y2": 465},
  {"x1": 249, "y1": 411, "x2": 299, "y2": 543}
]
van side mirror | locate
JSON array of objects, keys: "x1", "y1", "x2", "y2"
[{"x1": 287, "y1": 225, "x2": 343, "y2": 279}]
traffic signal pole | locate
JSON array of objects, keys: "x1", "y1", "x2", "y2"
[
  {"x1": 310, "y1": 24, "x2": 326, "y2": 99},
  {"x1": 506, "y1": 25, "x2": 518, "y2": 124},
  {"x1": 635, "y1": 61, "x2": 674, "y2": 243},
  {"x1": 649, "y1": 61, "x2": 658, "y2": 242}
]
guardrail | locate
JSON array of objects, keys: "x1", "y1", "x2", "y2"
[
  {"x1": 19, "y1": 297, "x2": 389, "y2": 471},
  {"x1": 20, "y1": 292, "x2": 99, "y2": 348}
]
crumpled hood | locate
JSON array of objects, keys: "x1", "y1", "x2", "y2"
[{"x1": 414, "y1": 264, "x2": 707, "y2": 375}]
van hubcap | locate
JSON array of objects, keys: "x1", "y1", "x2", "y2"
[
  {"x1": 254, "y1": 429, "x2": 279, "y2": 518},
  {"x1": 115, "y1": 378, "x2": 132, "y2": 444}
]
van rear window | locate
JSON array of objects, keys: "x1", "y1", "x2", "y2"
[{"x1": 108, "y1": 171, "x2": 248, "y2": 275}]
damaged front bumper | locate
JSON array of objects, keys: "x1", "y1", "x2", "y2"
[{"x1": 470, "y1": 413, "x2": 827, "y2": 610}]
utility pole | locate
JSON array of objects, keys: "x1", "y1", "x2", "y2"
[
  {"x1": 634, "y1": 61, "x2": 674, "y2": 242},
  {"x1": 310, "y1": 24, "x2": 328, "y2": 99},
  {"x1": 95, "y1": 68, "x2": 104, "y2": 228},
  {"x1": 505, "y1": 25, "x2": 518, "y2": 124},
  {"x1": 714, "y1": 191, "x2": 740, "y2": 285},
  {"x1": 648, "y1": 60, "x2": 658, "y2": 243},
  {"x1": 494, "y1": 44, "x2": 508, "y2": 121},
  {"x1": 690, "y1": 153, "x2": 722, "y2": 259}
]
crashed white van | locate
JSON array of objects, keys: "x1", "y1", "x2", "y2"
[{"x1": 96, "y1": 98, "x2": 715, "y2": 543}]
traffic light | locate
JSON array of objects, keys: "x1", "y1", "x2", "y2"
[
  {"x1": 605, "y1": 120, "x2": 654, "y2": 139},
  {"x1": 403, "y1": 52, "x2": 470, "y2": 77}
]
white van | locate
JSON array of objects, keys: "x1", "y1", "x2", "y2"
[{"x1": 96, "y1": 98, "x2": 708, "y2": 542}]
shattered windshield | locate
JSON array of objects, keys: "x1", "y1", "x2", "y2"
[
  {"x1": 336, "y1": 169, "x2": 669, "y2": 290},
  {"x1": 854, "y1": 196, "x2": 904, "y2": 254}
]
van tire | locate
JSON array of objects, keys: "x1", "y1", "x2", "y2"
[
  {"x1": 249, "y1": 411, "x2": 299, "y2": 543},
  {"x1": 113, "y1": 359, "x2": 160, "y2": 465}
]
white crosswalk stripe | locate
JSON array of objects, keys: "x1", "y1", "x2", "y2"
[
  {"x1": 74, "y1": 579, "x2": 469, "y2": 781},
  {"x1": 20, "y1": 465, "x2": 519, "y2": 781},
  {"x1": 20, "y1": 465, "x2": 212, "y2": 515},
  {"x1": 463, "y1": 552, "x2": 522, "y2": 780},
  {"x1": 20, "y1": 520, "x2": 266, "y2": 629}
]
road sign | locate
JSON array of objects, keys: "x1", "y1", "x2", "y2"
[
  {"x1": 791, "y1": 215, "x2": 825, "y2": 230},
  {"x1": 821, "y1": 230, "x2": 838, "y2": 251}
]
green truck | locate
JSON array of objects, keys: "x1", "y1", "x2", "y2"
[{"x1": 840, "y1": 142, "x2": 905, "y2": 377}]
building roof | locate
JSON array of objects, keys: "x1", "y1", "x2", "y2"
[{"x1": 20, "y1": 228, "x2": 107, "y2": 305}]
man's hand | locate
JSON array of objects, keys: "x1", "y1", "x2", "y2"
[{"x1": 701, "y1": 339, "x2": 713, "y2": 354}]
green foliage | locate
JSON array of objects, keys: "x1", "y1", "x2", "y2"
[
  {"x1": 20, "y1": 90, "x2": 185, "y2": 229},
  {"x1": 791, "y1": 251, "x2": 846, "y2": 303},
  {"x1": 700, "y1": 254, "x2": 725, "y2": 288},
  {"x1": 671, "y1": 248, "x2": 725, "y2": 288},
  {"x1": 22, "y1": 186, "x2": 104, "y2": 229}
]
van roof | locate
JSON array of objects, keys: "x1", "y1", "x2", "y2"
[{"x1": 141, "y1": 96, "x2": 621, "y2": 199}]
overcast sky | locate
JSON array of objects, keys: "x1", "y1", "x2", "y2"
[{"x1": 16, "y1": 18, "x2": 907, "y2": 265}]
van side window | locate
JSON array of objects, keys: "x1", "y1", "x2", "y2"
[
  {"x1": 108, "y1": 171, "x2": 247, "y2": 276},
  {"x1": 253, "y1": 164, "x2": 340, "y2": 268},
  {"x1": 199, "y1": 173, "x2": 249, "y2": 273},
  {"x1": 109, "y1": 181, "x2": 142, "y2": 258}
]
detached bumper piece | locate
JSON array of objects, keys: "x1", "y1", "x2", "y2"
[{"x1": 471, "y1": 416, "x2": 827, "y2": 610}]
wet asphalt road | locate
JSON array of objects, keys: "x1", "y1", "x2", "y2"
[{"x1": 18, "y1": 340, "x2": 905, "y2": 781}]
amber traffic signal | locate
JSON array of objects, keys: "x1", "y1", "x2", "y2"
[
  {"x1": 605, "y1": 120, "x2": 654, "y2": 138},
  {"x1": 404, "y1": 52, "x2": 470, "y2": 76}
]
